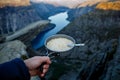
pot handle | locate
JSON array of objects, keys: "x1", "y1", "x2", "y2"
[
  {"x1": 39, "y1": 51, "x2": 59, "y2": 73},
  {"x1": 39, "y1": 62, "x2": 46, "y2": 73},
  {"x1": 74, "y1": 43, "x2": 85, "y2": 46}
]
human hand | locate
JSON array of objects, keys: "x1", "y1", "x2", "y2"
[{"x1": 24, "y1": 56, "x2": 51, "y2": 77}]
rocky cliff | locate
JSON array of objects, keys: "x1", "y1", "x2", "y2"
[
  {"x1": 0, "y1": 5, "x2": 42, "y2": 36},
  {"x1": 0, "y1": 3, "x2": 68, "y2": 36}
]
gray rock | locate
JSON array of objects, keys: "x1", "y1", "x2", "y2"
[
  {"x1": 0, "y1": 40, "x2": 28, "y2": 63},
  {"x1": 59, "y1": 70, "x2": 79, "y2": 80},
  {"x1": 31, "y1": 76, "x2": 40, "y2": 80},
  {"x1": 102, "y1": 37, "x2": 120, "y2": 80}
]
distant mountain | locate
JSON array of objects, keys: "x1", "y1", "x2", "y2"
[
  {"x1": 0, "y1": 0, "x2": 30, "y2": 8},
  {"x1": 67, "y1": 0, "x2": 114, "y2": 21},
  {"x1": 31, "y1": 0, "x2": 113, "y2": 21},
  {"x1": 77, "y1": 0, "x2": 110, "y2": 8},
  {"x1": 31, "y1": 0, "x2": 86, "y2": 8},
  {"x1": 96, "y1": 1, "x2": 120, "y2": 10}
]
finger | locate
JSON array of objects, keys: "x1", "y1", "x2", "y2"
[
  {"x1": 43, "y1": 64, "x2": 49, "y2": 69},
  {"x1": 39, "y1": 68, "x2": 49, "y2": 77},
  {"x1": 40, "y1": 73, "x2": 44, "y2": 77},
  {"x1": 38, "y1": 71, "x2": 44, "y2": 77},
  {"x1": 43, "y1": 68, "x2": 49, "y2": 74}
]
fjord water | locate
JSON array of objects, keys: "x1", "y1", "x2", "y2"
[{"x1": 32, "y1": 11, "x2": 70, "y2": 49}]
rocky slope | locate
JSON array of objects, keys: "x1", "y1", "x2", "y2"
[
  {"x1": 0, "y1": 5, "x2": 42, "y2": 36},
  {"x1": 42, "y1": 2, "x2": 120, "y2": 80}
]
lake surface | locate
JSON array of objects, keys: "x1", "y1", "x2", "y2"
[{"x1": 32, "y1": 11, "x2": 70, "y2": 49}]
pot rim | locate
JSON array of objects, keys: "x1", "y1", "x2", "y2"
[{"x1": 44, "y1": 34, "x2": 76, "y2": 52}]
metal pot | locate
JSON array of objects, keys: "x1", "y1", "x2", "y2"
[{"x1": 44, "y1": 34, "x2": 85, "y2": 57}]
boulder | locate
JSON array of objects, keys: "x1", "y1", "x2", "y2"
[{"x1": 0, "y1": 40, "x2": 28, "y2": 63}]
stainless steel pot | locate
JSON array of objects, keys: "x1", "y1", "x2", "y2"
[{"x1": 44, "y1": 34, "x2": 85, "y2": 57}]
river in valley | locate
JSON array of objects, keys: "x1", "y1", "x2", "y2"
[{"x1": 32, "y1": 11, "x2": 70, "y2": 49}]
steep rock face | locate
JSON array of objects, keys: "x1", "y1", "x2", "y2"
[
  {"x1": 101, "y1": 37, "x2": 120, "y2": 80},
  {"x1": 0, "y1": 5, "x2": 42, "y2": 35},
  {"x1": 67, "y1": 6, "x2": 94, "y2": 21},
  {"x1": 5, "y1": 20, "x2": 50, "y2": 46},
  {"x1": 0, "y1": 0, "x2": 30, "y2": 8}
]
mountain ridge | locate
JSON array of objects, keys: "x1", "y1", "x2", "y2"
[
  {"x1": 0, "y1": 0, "x2": 30, "y2": 8},
  {"x1": 31, "y1": 0, "x2": 85, "y2": 8},
  {"x1": 77, "y1": 0, "x2": 109, "y2": 8},
  {"x1": 96, "y1": 1, "x2": 120, "y2": 10},
  {"x1": 67, "y1": 0, "x2": 120, "y2": 21}
]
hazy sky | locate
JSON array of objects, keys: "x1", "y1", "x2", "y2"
[{"x1": 31, "y1": 0, "x2": 87, "y2": 8}]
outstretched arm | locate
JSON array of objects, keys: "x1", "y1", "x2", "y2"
[{"x1": 0, "y1": 56, "x2": 51, "y2": 80}]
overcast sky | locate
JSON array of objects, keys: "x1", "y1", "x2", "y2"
[{"x1": 30, "y1": 0, "x2": 87, "y2": 8}]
